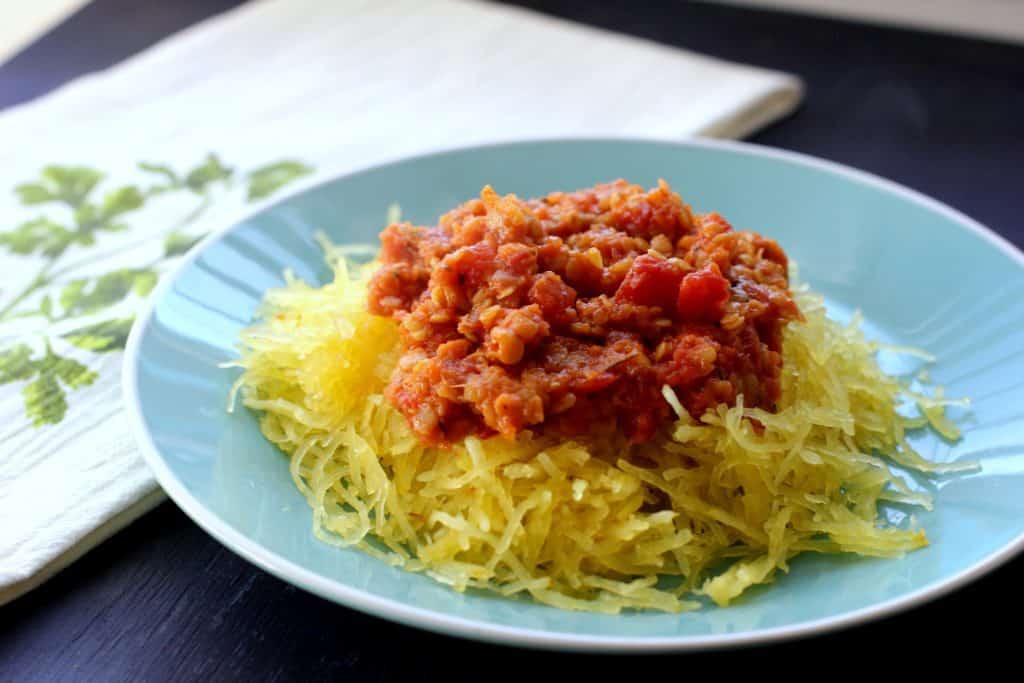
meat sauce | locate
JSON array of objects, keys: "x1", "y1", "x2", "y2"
[{"x1": 368, "y1": 180, "x2": 800, "y2": 445}]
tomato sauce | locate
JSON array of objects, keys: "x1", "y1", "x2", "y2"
[{"x1": 368, "y1": 180, "x2": 799, "y2": 445}]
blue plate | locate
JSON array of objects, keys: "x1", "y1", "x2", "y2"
[{"x1": 124, "y1": 138, "x2": 1024, "y2": 652}]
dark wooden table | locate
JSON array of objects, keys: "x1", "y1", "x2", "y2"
[{"x1": 2, "y1": 1, "x2": 1022, "y2": 680}]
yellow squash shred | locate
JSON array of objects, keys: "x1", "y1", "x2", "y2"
[{"x1": 228, "y1": 247, "x2": 967, "y2": 613}]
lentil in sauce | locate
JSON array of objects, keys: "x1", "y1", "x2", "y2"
[{"x1": 368, "y1": 180, "x2": 799, "y2": 445}]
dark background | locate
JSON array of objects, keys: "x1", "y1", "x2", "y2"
[{"x1": 1, "y1": 1, "x2": 1022, "y2": 680}]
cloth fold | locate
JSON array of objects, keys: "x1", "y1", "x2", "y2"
[{"x1": 0, "y1": 0, "x2": 802, "y2": 606}]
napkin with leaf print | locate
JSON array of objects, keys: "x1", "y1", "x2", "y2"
[{"x1": 0, "y1": 0, "x2": 802, "y2": 605}]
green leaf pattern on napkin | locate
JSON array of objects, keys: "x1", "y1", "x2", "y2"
[
  {"x1": 64, "y1": 318, "x2": 136, "y2": 353},
  {"x1": 1, "y1": 342, "x2": 97, "y2": 426},
  {"x1": 0, "y1": 154, "x2": 314, "y2": 426},
  {"x1": 246, "y1": 160, "x2": 314, "y2": 200}
]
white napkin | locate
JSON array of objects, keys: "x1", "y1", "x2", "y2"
[
  {"x1": 0, "y1": 0, "x2": 802, "y2": 606},
  {"x1": 0, "y1": 1, "x2": 90, "y2": 64}
]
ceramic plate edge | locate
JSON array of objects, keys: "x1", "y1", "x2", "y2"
[{"x1": 122, "y1": 135, "x2": 1024, "y2": 652}]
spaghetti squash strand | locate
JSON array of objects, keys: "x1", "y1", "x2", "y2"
[{"x1": 232, "y1": 253, "x2": 967, "y2": 612}]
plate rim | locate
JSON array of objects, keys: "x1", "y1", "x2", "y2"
[{"x1": 123, "y1": 134, "x2": 1024, "y2": 653}]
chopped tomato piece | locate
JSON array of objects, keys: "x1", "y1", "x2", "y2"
[
  {"x1": 676, "y1": 263, "x2": 730, "y2": 322},
  {"x1": 614, "y1": 255, "x2": 683, "y2": 309}
]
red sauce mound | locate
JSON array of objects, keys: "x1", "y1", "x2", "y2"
[{"x1": 368, "y1": 180, "x2": 800, "y2": 445}]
